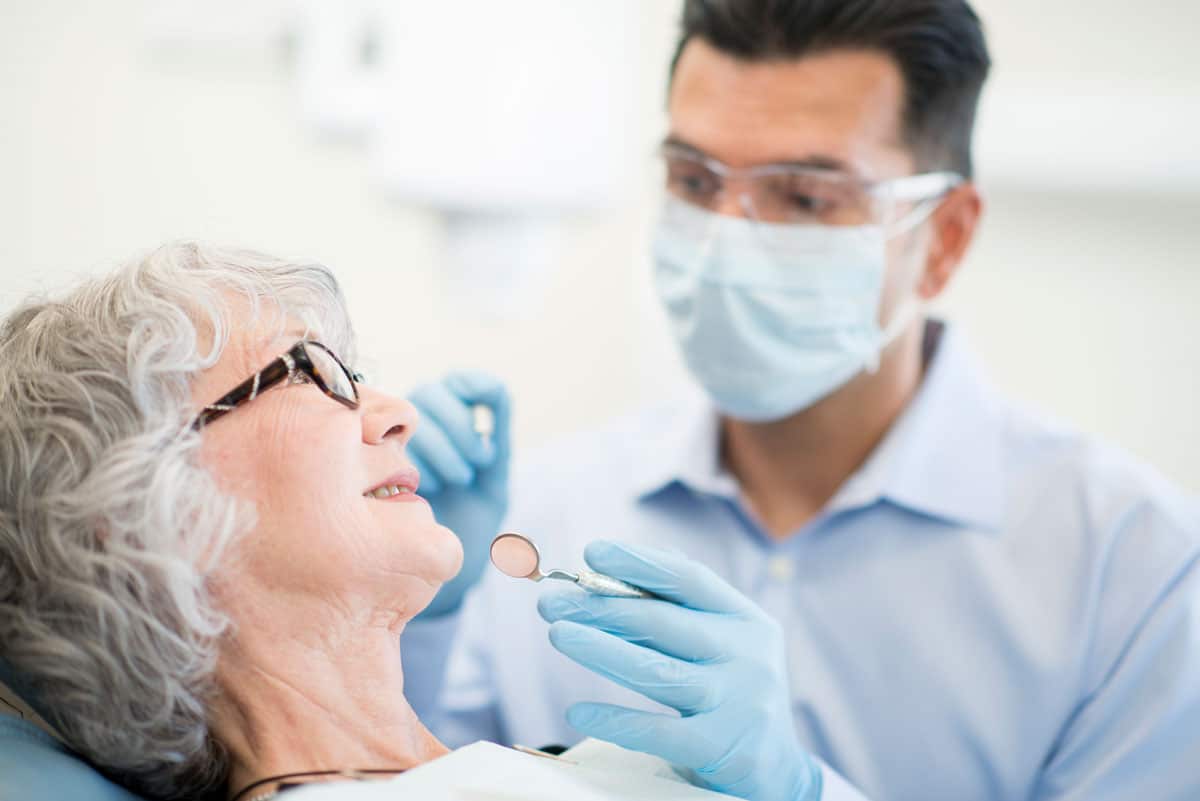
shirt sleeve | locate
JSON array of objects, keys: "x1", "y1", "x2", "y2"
[{"x1": 1031, "y1": 504, "x2": 1200, "y2": 801}]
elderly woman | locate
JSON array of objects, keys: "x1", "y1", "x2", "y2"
[{"x1": 0, "y1": 243, "x2": 467, "y2": 800}]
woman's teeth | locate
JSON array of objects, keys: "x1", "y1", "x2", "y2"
[{"x1": 365, "y1": 485, "x2": 413, "y2": 499}]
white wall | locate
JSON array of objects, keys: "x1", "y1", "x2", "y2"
[{"x1": 1, "y1": 0, "x2": 1197, "y2": 491}]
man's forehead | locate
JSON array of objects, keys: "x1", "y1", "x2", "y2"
[{"x1": 667, "y1": 39, "x2": 911, "y2": 175}]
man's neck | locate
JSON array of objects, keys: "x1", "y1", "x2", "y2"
[
  {"x1": 722, "y1": 324, "x2": 930, "y2": 540},
  {"x1": 211, "y1": 623, "x2": 447, "y2": 801}
]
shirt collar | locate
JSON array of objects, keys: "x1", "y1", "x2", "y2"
[
  {"x1": 631, "y1": 321, "x2": 1007, "y2": 533},
  {"x1": 830, "y1": 322, "x2": 1007, "y2": 531}
]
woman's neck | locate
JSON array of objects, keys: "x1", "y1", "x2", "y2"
[{"x1": 211, "y1": 623, "x2": 447, "y2": 800}]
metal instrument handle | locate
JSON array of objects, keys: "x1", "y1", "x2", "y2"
[{"x1": 576, "y1": 570, "x2": 656, "y2": 599}]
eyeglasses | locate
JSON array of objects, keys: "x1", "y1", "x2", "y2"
[
  {"x1": 191, "y1": 340, "x2": 363, "y2": 431},
  {"x1": 659, "y1": 143, "x2": 962, "y2": 227}
]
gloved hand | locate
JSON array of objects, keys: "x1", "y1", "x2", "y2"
[
  {"x1": 537, "y1": 541, "x2": 823, "y2": 801},
  {"x1": 407, "y1": 370, "x2": 511, "y2": 619}
]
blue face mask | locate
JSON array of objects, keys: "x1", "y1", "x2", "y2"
[{"x1": 652, "y1": 199, "x2": 918, "y2": 422}]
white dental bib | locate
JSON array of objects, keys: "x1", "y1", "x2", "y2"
[{"x1": 284, "y1": 738, "x2": 734, "y2": 801}]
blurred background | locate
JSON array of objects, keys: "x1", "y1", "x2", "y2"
[{"x1": 1, "y1": 0, "x2": 1197, "y2": 491}]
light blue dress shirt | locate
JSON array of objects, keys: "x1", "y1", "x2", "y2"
[{"x1": 403, "y1": 323, "x2": 1200, "y2": 800}]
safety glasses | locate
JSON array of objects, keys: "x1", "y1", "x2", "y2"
[
  {"x1": 191, "y1": 340, "x2": 363, "y2": 430},
  {"x1": 659, "y1": 143, "x2": 962, "y2": 228}
]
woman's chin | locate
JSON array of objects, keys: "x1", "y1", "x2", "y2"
[
  {"x1": 431, "y1": 522, "x2": 465, "y2": 582},
  {"x1": 381, "y1": 508, "x2": 464, "y2": 577},
  {"x1": 400, "y1": 521, "x2": 465, "y2": 588}
]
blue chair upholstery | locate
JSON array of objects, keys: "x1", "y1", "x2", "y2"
[
  {"x1": 0, "y1": 717, "x2": 143, "y2": 801},
  {"x1": 0, "y1": 658, "x2": 145, "y2": 801}
]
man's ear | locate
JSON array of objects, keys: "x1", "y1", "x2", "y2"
[{"x1": 918, "y1": 182, "x2": 983, "y2": 299}]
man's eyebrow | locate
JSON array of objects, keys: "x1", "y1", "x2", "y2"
[{"x1": 661, "y1": 135, "x2": 855, "y2": 174}]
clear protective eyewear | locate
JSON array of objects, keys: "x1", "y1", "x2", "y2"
[{"x1": 659, "y1": 143, "x2": 963, "y2": 229}]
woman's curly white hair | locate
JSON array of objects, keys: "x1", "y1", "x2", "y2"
[{"x1": 0, "y1": 242, "x2": 355, "y2": 800}]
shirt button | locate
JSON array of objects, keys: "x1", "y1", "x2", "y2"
[{"x1": 767, "y1": 556, "x2": 794, "y2": 582}]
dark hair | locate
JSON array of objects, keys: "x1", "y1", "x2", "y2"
[{"x1": 669, "y1": 0, "x2": 991, "y2": 178}]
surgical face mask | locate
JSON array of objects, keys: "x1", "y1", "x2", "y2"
[{"x1": 652, "y1": 198, "x2": 923, "y2": 422}]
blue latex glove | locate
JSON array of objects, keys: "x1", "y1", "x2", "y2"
[
  {"x1": 537, "y1": 541, "x2": 823, "y2": 801},
  {"x1": 407, "y1": 370, "x2": 511, "y2": 619}
]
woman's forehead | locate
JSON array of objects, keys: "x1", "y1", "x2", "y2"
[
  {"x1": 198, "y1": 289, "x2": 352, "y2": 385},
  {"x1": 195, "y1": 322, "x2": 301, "y2": 396},
  {"x1": 237, "y1": 328, "x2": 317, "y2": 371}
]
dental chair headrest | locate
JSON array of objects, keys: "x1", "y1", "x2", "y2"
[{"x1": 0, "y1": 656, "x2": 145, "y2": 801}]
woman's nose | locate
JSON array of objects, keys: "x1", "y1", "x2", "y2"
[{"x1": 359, "y1": 387, "x2": 419, "y2": 447}]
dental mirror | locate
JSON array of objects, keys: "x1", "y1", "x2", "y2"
[{"x1": 490, "y1": 532, "x2": 656, "y2": 599}]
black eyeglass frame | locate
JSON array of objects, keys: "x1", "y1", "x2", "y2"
[{"x1": 191, "y1": 340, "x2": 364, "y2": 431}]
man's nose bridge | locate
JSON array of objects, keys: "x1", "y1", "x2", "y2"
[{"x1": 714, "y1": 177, "x2": 757, "y2": 220}]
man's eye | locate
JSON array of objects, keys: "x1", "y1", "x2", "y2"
[
  {"x1": 667, "y1": 166, "x2": 720, "y2": 199},
  {"x1": 786, "y1": 194, "x2": 827, "y2": 212}
]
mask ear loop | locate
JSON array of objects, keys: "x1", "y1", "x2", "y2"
[
  {"x1": 886, "y1": 194, "x2": 944, "y2": 239},
  {"x1": 864, "y1": 187, "x2": 957, "y2": 372},
  {"x1": 869, "y1": 294, "x2": 925, "y2": 368}
]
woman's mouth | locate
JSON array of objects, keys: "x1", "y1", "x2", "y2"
[
  {"x1": 364, "y1": 483, "x2": 416, "y2": 499},
  {"x1": 363, "y1": 469, "x2": 424, "y2": 503}
]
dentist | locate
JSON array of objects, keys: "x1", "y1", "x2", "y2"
[{"x1": 402, "y1": 2, "x2": 1200, "y2": 800}]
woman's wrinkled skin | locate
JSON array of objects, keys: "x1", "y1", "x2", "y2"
[{"x1": 192, "y1": 318, "x2": 463, "y2": 798}]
